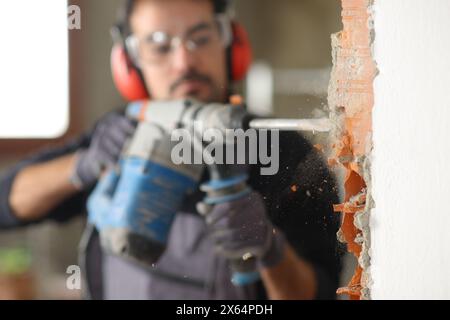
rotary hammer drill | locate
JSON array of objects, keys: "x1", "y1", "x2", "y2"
[{"x1": 87, "y1": 98, "x2": 332, "y2": 286}]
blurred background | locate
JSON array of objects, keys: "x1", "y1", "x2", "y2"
[{"x1": 0, "y1": 0, "x2": 353, "y2": 299}]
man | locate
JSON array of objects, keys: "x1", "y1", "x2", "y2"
[{"x1": 0, "y1": 0, "x2": 341, "y2": 299}]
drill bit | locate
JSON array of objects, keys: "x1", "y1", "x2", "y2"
[{"x1": 249, "y1": 118, "x2": 332, "y2": 133}]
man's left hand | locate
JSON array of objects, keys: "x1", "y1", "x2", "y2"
[{"x1": 203, "y1": 192, "x2": 286, "y2": 269}]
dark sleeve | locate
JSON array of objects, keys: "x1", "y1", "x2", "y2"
[
  {"x1": 250, "y1": 131, "x2": 343, "y2": 300},
  {"x1": 0, "y1": 132, "x2": 93, "y2": 229}
]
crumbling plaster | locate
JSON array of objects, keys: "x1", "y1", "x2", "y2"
[
  {"x1": 328, "y1": 0, "x2": 376, "y2": 300},
  {"x1": 330, "y1": 0, "x2": 450, "y2": 300}
]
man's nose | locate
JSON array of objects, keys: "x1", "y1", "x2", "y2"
[{"x1": 171, "y1": 44, "x2": 197, "y2": 73}]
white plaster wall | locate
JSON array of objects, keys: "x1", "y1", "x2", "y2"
[{"x1": 371, "y1": 0, "x2": 450, "y2": 299}]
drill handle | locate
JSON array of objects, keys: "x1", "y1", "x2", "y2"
[{"x1": 198, "y1": 171, "x2": 261, "y2": 287}]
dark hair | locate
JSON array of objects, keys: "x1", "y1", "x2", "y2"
[{"x1": 117, "y1": 0, "x2": 230, "y2": 39}]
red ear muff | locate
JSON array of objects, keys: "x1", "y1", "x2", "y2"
[
  {"x1": 230, "y1": 22, "x2": 253, "y2": 82},
  {"x1": 111, "y1": 44, "x2": 150, "y2": 102}
]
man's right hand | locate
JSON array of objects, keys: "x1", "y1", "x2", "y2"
[{"x1": 71, "y1": 112, "x2": 136, "y2": 190}]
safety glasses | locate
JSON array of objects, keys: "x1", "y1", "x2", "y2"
[{"x1": 125, "y1": 15, "x2": 232, "y2": 67}]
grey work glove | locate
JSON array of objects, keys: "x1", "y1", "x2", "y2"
[
  {"x1": 71, "y1": 112, "x2": 136, "y2": 190},
  {"x1": 204, "y1": 192, "x2": 287, "y2": 269}
]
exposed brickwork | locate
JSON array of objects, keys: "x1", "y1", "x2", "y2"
[{"x1": 328, "y1": 0, "x2": 376, "y2": 300}]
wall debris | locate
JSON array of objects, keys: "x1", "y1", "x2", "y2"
[{"x1": 328, "y1": 0, "x2": 377, "y2": 300}]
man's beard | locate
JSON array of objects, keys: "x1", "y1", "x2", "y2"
[{"x1": 169, "y1": 69, "x2": 224, "y2": 103}]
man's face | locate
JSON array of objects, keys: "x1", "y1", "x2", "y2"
[{"x1": 130, "y1": 0, "x2": 229, "y2": 103}]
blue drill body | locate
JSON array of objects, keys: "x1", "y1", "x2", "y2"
[{"x1": 88, "y1": 158, "x2": 199, "y2": 260}]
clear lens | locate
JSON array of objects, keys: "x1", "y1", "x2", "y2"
[{"x1": 126, "y1": 15, "x2": 232, "y2": 66}]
